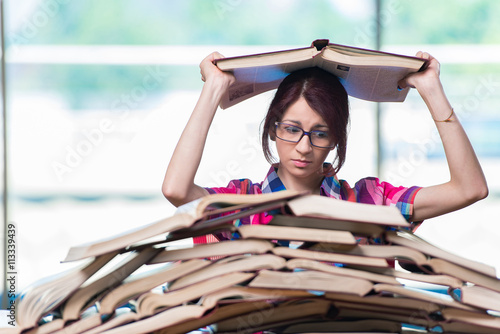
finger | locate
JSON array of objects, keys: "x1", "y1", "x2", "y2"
[
  {"x1": 209, "y1": 51, "x2": 225, "y2": 63},
  {"x1": 200, "y1": 52, "x2": 219, "y2": 67},
  {"x1": 397, "y1": 78, "x2": 408, "y2": 90},
  {"x1": 418, "y1": 51, "x2": 433, "y2": 60},
  {"x1": 213, "y1": 51, "x2": 224, "y2": 59},
  {"x1": 415, "y1": 51, "x2": 434, "y2": 60}
]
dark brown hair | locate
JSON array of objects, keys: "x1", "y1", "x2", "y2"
[{"x1": 261, "y1": 67, "x2": 350, "y2": 174}]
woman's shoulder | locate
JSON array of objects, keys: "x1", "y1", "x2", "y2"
[
  {"x1": 348, "y1": 176, "x2": 421, "y2": 206},
  {"x1": 352, "y1": 176, "x2": 418, "y2": 193},
  {"x1": 205, "y1": 177, "x2": 264, "y2": 195}
]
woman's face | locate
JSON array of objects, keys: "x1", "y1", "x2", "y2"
[{"x1": 275, "y1": 96, "x2": 333, "y2": 188}]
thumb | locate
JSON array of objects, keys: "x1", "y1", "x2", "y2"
[{"x1": 397, "y1": 78, "x2": 407, "y2": 91}]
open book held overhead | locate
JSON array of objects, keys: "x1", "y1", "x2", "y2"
[{"x1": 215, "y1": 39, "x2": 428, "y2": 109}]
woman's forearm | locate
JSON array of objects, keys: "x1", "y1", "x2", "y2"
[
  {"x1": 162, "y1": 80, "x2": 228, "y2": 206},
  {"x1": 412, "y1": 78, "x2": 488, "y2": 221}
]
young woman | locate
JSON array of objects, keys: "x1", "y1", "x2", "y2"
[{"x1": 162, "y1": 51, "x2": 488, "y2": 229}]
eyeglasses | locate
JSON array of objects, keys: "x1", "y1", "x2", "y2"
[{"x1": 274, "y1": 122, "x2": 334, "y2": 148}]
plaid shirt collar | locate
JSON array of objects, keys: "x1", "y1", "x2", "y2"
[{"x1": 261, "y1": 163, "x2": 342, "y2": 199}]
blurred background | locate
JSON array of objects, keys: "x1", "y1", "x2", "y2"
[{"x1": 1, "y1": 0, "x2": 500, "y2": 296}]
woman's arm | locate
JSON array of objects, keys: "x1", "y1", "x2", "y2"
[
  {"x1": 162, "y1": 52, "x2": 235, "y2": 207},
  {"x1": 400, "y1": 52, "x2": 488, "y2": 221}
]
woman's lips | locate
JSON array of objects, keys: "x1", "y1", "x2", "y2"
[{"x1": 292, "y1": 159, "x2": 311, "y2": 168}]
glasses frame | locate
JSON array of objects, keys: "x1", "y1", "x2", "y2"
[{"x1": 274, "y1": 122, "x2": 335, "y2": 149}]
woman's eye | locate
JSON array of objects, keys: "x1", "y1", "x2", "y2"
[
  {"x1": 313, "y1": 131, "x2": 329, "y2": 138},
  {"x1": 285, "y1": 126, "x2": 301, "y2": 134}
]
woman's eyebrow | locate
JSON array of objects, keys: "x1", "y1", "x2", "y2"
[
  {"x1": 281, "y1": 119, "x2": 328, "y2": 128},
  {"x1": 281, "y1": 119, "x2": 301, "y2": 125}
]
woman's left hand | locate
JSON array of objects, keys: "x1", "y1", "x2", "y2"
[{"x1": 398, "y1": 51, "x2": 441, "y2": 92}]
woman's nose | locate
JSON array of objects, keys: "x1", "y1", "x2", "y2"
[{"x1": 295, "y1": 134, "x2": 313, "y2": 153}]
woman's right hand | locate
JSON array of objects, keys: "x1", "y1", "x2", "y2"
[{"x1": 200, "y1": 52, "x2": 235, "y2": 92}]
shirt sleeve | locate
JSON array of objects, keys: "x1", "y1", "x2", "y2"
[
  {"x1": 199, "y1": 178, "x2": 271, "y2": 243},
  {"x1": 205, "y1": 178, "x2": 257, "y2": 195},
  {"x1": 354, "y1": 177, "x2": 422, "y2": 223}
]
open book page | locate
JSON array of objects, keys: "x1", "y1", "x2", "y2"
[
  {"x1": 136, "y1": 272, "x2": 255, "y2": 317},
  {"x1": 20, "y1": 318, "x2": 64, "y2": 334},
  {"x1": 308, "y1": 243, "x2": 428, "y2": 266},
  {"x1": 215, "y1": 46, "x2": 317, "y2": 69},
  {"x1": 199, "y1": 286, "x2": 316, "y2": 309},
  {"x1": 317, "y1": 55, "x2": 415, "y2": 102},
  {"x1": 48, "y1": 312, "x2": 101, "y2": 334},
  {"x1": 62, "y1": 248, "x2": 162, "y2": 321},
  {"x1": 272, "y1": 246, "x2": 389, "y2": 268},
  {"x1": 249, "y1": 269, "x2": 373, "y2": 296},
  {"x1": 100, "y1": 304, "x2": 209, "y2": 334},
  {"x1": 364, "y1": 266, "x2": 463, "y2": 289},
  {"x1": 98, "y1": 259, "x2": 209, "y2": 316},
  {"x1": 220, "y1": 58, "x2": 316, "y2": 109},
  {"x1": 17, "y1": 252, "x2": 117, "y2": 330},
  {"x1": 318, "y1": 44, "x2": 425, "y2": 102},
  {"x1": 286, "y1": 258, "x2": 399, "y2": 285},
  {"x1": 152, "y1": 301, "x2": 273, "y2": 334},
  {"x1": 77, "y1": 309, "x2": 139, "y2": 334},
  {"x1": 286, "y1": 194, "x2": 410, "y2": 227},
  {"x1": 458, "y1": 285, "x2": 500, "y2": 313},
  {"x1": 168, "y1": 254, "x2": 285, "y2": 290},
  {"x1": 215, "y1": 299, "x2": 333, "y2": 333},
  {"x1": 441, "y1": 308, "x2": 500, "y2": 331},
  {"x1": 63, "y1": 190, "x2": 302, "y2": 262},
  {"x1": 325, "y1": 291, "x2": 441, "y2": 313},
  {"x1": 268, "y1": 213, "x2": 385, "y2": 237},
  {"x1": 192, "y1": 189, "x2": 303, "y2": 216},
  {"x1": 325, "y1": 43, "x2": 425, "y2": 67},
  {"x1": 237, "y1": 224, "x2": 357, "y2": 244},
  {"x1": 149, "y1": 239, "x2": 275, "y2": 263},
  {"x1": 427, "y1": 258, "x2": 500, "y2": 293},
  {"x1": 386, "y1": 230, "x2": 497, "y2": 278},
  {"x1": 373, "y1": 283, "x2": 476, "y2": 311},
  {"x1": 62, "y1": 214, "x2": 195, "y2": 262}
]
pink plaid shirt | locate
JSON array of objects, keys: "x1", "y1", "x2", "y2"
[{"x1": 196, "y1": 164, "x2": 421, "y2": 244}]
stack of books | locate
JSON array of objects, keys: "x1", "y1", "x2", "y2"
[{"x1": 13, "y1": 191, "x2": 500, "y2": 333}]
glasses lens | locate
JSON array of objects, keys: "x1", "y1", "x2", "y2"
[
  {"x1": 275, "y1": 122, "x2": 333, "y2": 148},
  {"x1": 276, "y1": 123, "x2": 303, "y2": 142},
  {"x1": 310, "y1": 130, "x2": 332, "y2": 147}
]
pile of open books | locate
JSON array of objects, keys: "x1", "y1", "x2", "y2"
[{"x1": 14, "y1": 191, "x2": 500, "y2": 333}]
